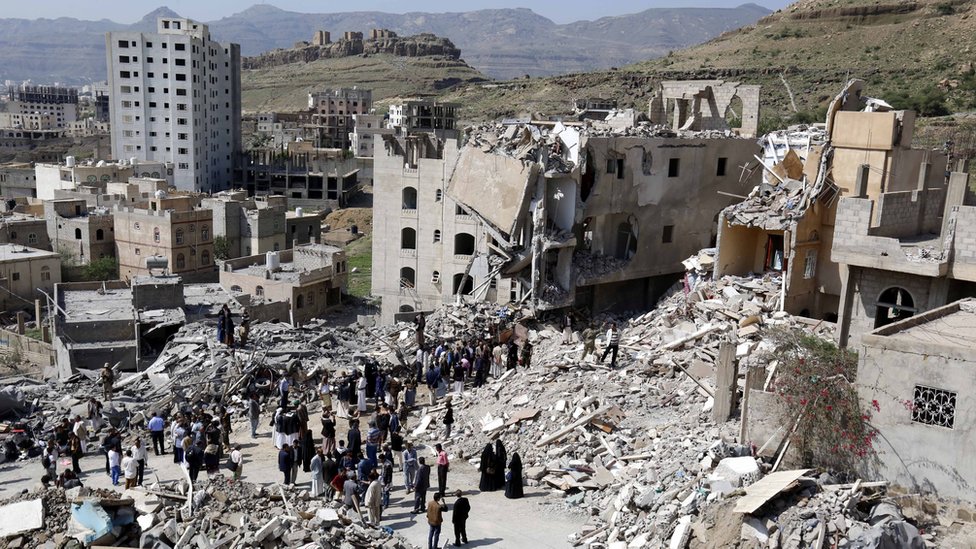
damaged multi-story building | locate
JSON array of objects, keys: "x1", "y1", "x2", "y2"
[
  {"x1": 714, "y1": 80, "x2": 948, "y2": 323},
  {"x1": 372, "y1": 83, "x2": 762, "y2": 323}
]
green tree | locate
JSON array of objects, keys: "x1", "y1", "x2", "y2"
[
  {"x1": 82, "y1": 257, "x2": 118, "y2": 281},
  {"x1": 213, "y1": 236, "x2": 231, "y2": 260}
]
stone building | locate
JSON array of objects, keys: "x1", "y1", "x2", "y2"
[
  {"x1": 0, "y1": 163, "x2": 37, "y2": 198},
  {"x1": 35, "y1": 158, "x2": 173, "y2": 200},
  {"x1": 105, "y1": 17, "x2": 241, "y2": 192},
  {"x1": 0, "y1": 244, "x2": 60, "y2": 312},
  {"x1": 285, "y1": 208, "x2": 323, "y2": 250},
  {"x1": 351, "y1": 114, "x2": 392, "y2": 158},
  {"x1": 649, "y1": 80, "x2": 760, "y2": 138},
  {"x1": 201, "y1": 191, "x2": 286, "y2": 259},
  {"x1": 234, "y1": 145, "x2": 361, "y2": 210},
  {"x1": 113, "y1": 194, "x2": 214, "y2": 281},
  {"x1": 855, "y1": 298, "x2": 976, "y2": 503},
  {"x1": 0, "y1": 213, "x2": 51, "y2": 251},
  {"x1": 219, "y1": 244, "x2": 347, "y2": 325},
  {"x1": 44, "y1": 199, "x2": 116, "y2": 266}
]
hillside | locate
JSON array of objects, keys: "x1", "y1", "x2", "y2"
[
  {"x1": 0, "y1": 4, "x2": 770, "y2": 84},
  {"x1": 241, "y1": 52, "x2": 487, "y2": 113},
  {"x1": 424, "y1": 0, "x2": 976, "y2": 125}
]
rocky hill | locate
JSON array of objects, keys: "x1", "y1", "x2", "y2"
[
  {"x1": 0, "y1": 4, "x2": 770, "y2": 84},
  {"x1": 432, "y1": 0, "x2": 976, "y2": 125},
  {"x1": 242, "y1": 33, "x2": 462, "y2": 70}
]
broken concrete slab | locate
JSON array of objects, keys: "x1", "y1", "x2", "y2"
[{"x1": 0, "y1": 499, "x2": 43, "y2": 538}]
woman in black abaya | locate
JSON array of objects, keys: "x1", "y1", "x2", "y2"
[
  {"x1": 493, "y1": 439, "x2": 507, "y2": 489},
  {"x1": 505, "y1": 452, "x2": 523, "y2": 499},
  {"x1": 478, "y1": 443, "x2": 496, "y2": 491}
]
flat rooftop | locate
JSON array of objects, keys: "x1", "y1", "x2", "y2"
[
  {"x1": 62, "y1": 287, "x2": 134, "y2": 322},
  {"x1": 878, "y1": 299, "x2": 976, "y2": 347},
  {"x1": 0, "y1": 244, "x2": 59, "y2": 264}
]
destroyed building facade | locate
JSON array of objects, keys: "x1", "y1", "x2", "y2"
[
  {"x1": 372, "y1": 91, "x2": 762, "y2": 322},
  {"x1": 219, "y1": 243, "x2": 347, "y2": 326},
  {"x1": 831, "y1": 165, "x2": 976, "y2": 346},
  {"x1": 715, "y1": 80, "x2": 948, "y2": 323},
  {"x1": 305, "y1": 88, "x2": 372, "y2": 150},
  {"x1": 649, "y1": 80, "x2": 761, "y2": 138}
]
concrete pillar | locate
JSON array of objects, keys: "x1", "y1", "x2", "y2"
[
  {"x1": 34, "y1": 299, "x2": 41, "y2": 327},
  {"x1": 713, "y1": 341, "x2": 737, "y2": 423},
  {"x1": 41, "y1": 325, "x2": 50, "y2": 343},
  {"x1": 942, "y1": 171, "x2": 969, "y2": 236},
  {"x1": 914, "y1": 156, "x2": 932, "y2": 232},
  {"x1": 16, "y1": 311, "x2": 25, "y2": 335},
  {"x1": 836, "y1": 265, "x2": 856, "y2": 348}
]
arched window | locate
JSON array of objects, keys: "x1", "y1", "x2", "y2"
[
  {"x1": 454, "y1": 233, "x2": 475, "y2": 255},
  {"x1": 230, "y1": 285, "x2": 242, "y2": 292},
  {"x1": 201, "y1": 226, "x2": 209, "y2": 240},
  {"x1": 402, "y1": 186, "x2": 418, "y2": 209},
  {"x1": 307, "y1": 291, "x2": 314, "y2": 305},
  {"x1": 175, "y1": 229, "x2": 184, "y2": 244},
  {"x1": 296, "y1": 294, "x2": 304, "y2": 309},
  {"x1": 9, "y1": 232, "x2": 16, "y2": 240},
  {"x1": 176, "y1": 253, "x2": 185, "y2": 269},
  {"x1": 40, "y1": 265, "x2": 51, "y2": 282},
  {"x1": 74, "y1": 228, "x2": 82, "y2": 240},
  {"x1": 401, "y1": 227, "x2": 416, "y2": 250},
  {"x1": 201, "y1": 250, "x2": 210, "y2": 265},
  {"x1": 153, "y1": 227, "x2": 160, "y2": 242},
  {"x1": 452, "y1": 273, "x2": 473, "y2": 295},
  {"x1": 400, "y1": 267, "x2": 416, "y2": 288},
  {"x1": 189, "y1": 224, "x2": 195, "y2": 232},
  {"x1": 255, "y1": 285, "x2": 264, "y2": 297},
  {"x1": 875, "y1": 287, "x2": 915, "y2": 328},
  {"x1": 101, "y1": 174, "x2": 111, "y2": 182},
  {"x1": 435, "y1": 189, "x2": 442, "y2": 202},
  {"x1": 151, "y1": 171, "x2": 160, "y2": 178},
  {"x1": 95, "y1": 229, "x2": 104, "y2": 241},
  {"x1": 273, "y1": 242, "x2": 280, "y2": 251},
  {"x1": 433, "y1": 229, "x2": 441, "y2": 243},
  {"x1": 399, "y1": 305, "x2": 415, "y2": 313},
  {"x1": 27, "y1": 233, "x2": 37, "y2": 245}
]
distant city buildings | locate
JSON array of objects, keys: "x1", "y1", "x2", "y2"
[
  {"x1": 105, "y1": 17, "x2": 242, "y2": 193},
  {"x1": 0, "y1": 85, "x2": 79, "y2": 130}
]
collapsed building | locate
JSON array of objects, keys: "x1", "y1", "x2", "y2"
[
  {"x1": 715, "y1": 79, "x2": 949, "y2": 324},
  {"x1": 372, "y1": 83, "x2": 763, "y2": 323}
]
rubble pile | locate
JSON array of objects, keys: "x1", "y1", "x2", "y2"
[
  {"x1": 0, "y1": 486, "x2": 141, "y2": 548},
  {"x1": 137, "y1": 477, "x2": 415, "y2": 548},
  {"x1": 396, "y1": 273, "x2": 907, "y2": 548}
]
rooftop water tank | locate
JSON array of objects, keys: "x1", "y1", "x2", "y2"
[
  {"x1": 145, "y1": 256, "x2": 168, "y2": 271},
  {"x1": 266, "y1": 251, "x2": 280, "y2": 271},
  {"x1": 130, "y1": 157, "x2": 138, "y2": 166},
  {"x1": 154, "y1": 190, "x2": 167, "y2": 199},
  {"x1": 65, "y1": 156, "x2": 76, "y2": 168},
  {"x1": 296, "y1": 207, "x2": 303, "y2": 217}
]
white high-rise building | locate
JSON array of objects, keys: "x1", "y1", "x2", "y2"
[{"x1": 105, "y1": 17, "x2": 241, "y2": 193}]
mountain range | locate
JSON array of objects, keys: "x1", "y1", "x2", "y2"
[{"x1": 0, "y1": 3, "x2": 772, "y2": 84}]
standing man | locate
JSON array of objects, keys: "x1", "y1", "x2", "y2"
[
  {"x1": 581, "y1": 325, "x2": 597, "y2": 361},
  {"x1": 443, "y1": 401, "x2": 454, "y2": 439},
  {"x1": 413, "y1": 457, "x2": 430, "y2": 514},
  {"x1": 364, "y1": 471, "x2": 382, "y2": 526},
  {"x1": 426, "y1": 492, "x2": 447, "y2": 549},
  {"x1": 131, "y1": 437, "x2": 147, "y2": 486},
  {"x1": 121, "y1": 449, "x2": 137, "y2": 489},
  {"x1": 562, "y1": 312, "x2": 573, "y2": 345},
  {"x1": 356, "y1": 373, "x2": 368, "y2": 415},
  {"x1": 452, "y1": 489, "x2": 471, "y2": 546},
  {"x1": 435, "y1": 443, "x2": 449, "y2": 496},
  {"x1": 278, "y1": 442, "x2": 294, "y2": 485},
  {"x1": 310, "y1": 448, "x2": 324, "y2": 497},
  {"x1": 248, "y1": 394, "x2": 261, "y2": 439},
  {"x1": 403, "y1": 441, "x2": 418, "y2": 492},
  {"x1": 230, "y1": 445, "x2": 243, "y2": 480},
  {"x1": 147, "y1": 412, "x2": 166, "y2": 455},
  {"x1": 414, "y1": 312, "x2": 426, "y2": 349},
  {"x1": 100, "y1": 363, "x2": 115, "y2": 402},
  {"x1": 601, "y1": 322, "x2": 620, "y2": 368}
]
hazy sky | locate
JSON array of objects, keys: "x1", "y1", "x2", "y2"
[{"x1": 8, "y1": 1, "x2": 793, "y2": 24}]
